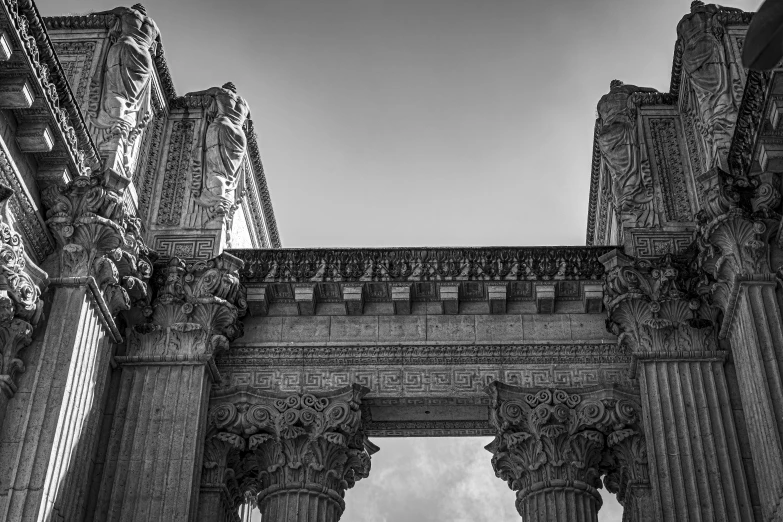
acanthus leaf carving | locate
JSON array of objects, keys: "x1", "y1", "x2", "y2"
[{"x1": 128, "y1": 253, "x2": 246, "y2": 359}]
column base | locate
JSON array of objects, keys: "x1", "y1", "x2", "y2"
[
  {"x1": 259, "y1": 483, "x2": 345, "y2": 522},
  {"x1": 516, "y1": 480, "x2": 602, "y2": 522}
]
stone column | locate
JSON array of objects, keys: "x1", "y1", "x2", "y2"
[
  {"x1": 205, "y1": 385, "x2": 378, "y2": 522},
  {"x1": 485, "y1": 384, "x2": 644, "y2": 522},
  {"x1": 698, "y1": 202, "x2": 783, "y2": 520},
  {"x1": 0, "y1": 172, "x2": 151, "y2": 521},
  {"x1": 603, "y1": 250, "x2": 755, "y2": 521},
  {"x1": 93, "y1": 253, "x2": 247, "y2": 521}
]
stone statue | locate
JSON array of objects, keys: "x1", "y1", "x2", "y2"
[
  {"x1": 678, "y1": 1, "x2": 743, "y2": 169},
  {"x1": 89, "y1": 4, "x2": 159, "y2": 177},
  {"x1": 186, "y1": 82, "x2": 250, "y2": 217},
  {"x1": 596, "y1": 80, "x2": 659, "y2": 228}
]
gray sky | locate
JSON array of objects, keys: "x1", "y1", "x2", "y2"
[{"x1": 38, "y1": 0, "x2": 761, "y2": 519}]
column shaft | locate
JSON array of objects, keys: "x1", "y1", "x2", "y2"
[
  {"x1": 725, "y1": 281, "x2": 783, "y2": 518},
  {"x1": 638, "y1": 358, "x2": 754, "y2": 521},
  {"x1": 0, "y1": 282, "x2": 116, "y2": 521},
  {"x1": 517, "y1": 481, "x2": 600, "y2": 522},
  {"x1": 94, "y1": 361, "x2": 211, "y2": 521},
  {"x1": 260, "y1": 487, "x2": 344, "y2": 522}
]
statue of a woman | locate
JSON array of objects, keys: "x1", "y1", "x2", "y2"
[
  {"x1": 678, "y1": 1, "x2": 743, "y2": 168},
  {"x1": 596, "y1": 80, "x2": 659, "y2": 227},
  {"x1": 89, "y1": 4, "x2": 159, "y2": 176},
  {"x1": 185, "y1": 83, "x2": 250, "y2": 215}
]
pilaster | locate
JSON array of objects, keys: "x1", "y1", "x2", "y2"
[
  {"x1": 94, "y1": 253, "x2": 247, "y2": 521},
  {"x1": 603, "y1": 249, "x2": 755, "y2": 521},
  {"x1": 204, "y1": 385, "x2": 378, "y2": 522},
  {"x1": 485, "y1": 384, "x2": 646, "y2": 522},
  {"x1": 696, "y1": 176, "x2": 783, "y2": 520},
  {"x1": 0, "y1": 170, "x2": 151, "y2": 521}
]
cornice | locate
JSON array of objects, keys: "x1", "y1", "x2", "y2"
[
  {"x1": 229, "y1": 246, "x2": 612, "y2": 283},
  {"x1": 245, "y1": 119, "x2": 280, "y2": 247},
  {"x1": 3, "y1": 0, "x2": 96, "y2": 173}
]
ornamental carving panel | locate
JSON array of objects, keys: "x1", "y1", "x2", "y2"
[
  {"x1": 649, "y1": 117, "x2": 693, "y2": 222},
  {"x1": 51, "y1": 41, "x2": 96, "y2": 112},
  {"x1": 157, "y1": 120, "x2": 195, "y2": 226}
]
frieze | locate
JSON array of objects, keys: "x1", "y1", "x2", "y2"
[
  {"x1": 218, "y1": 366, "x2": 633, "y2": 397},
  {"x1": 153, "y1": 235, "x2": 216, "y2": 260},
  {"x1": 648, "y1": 117, "x2": 693, "y2": 222},
  {"x1": 229, "y1": 246, "x2": 611, "y2": 284},
  {"x1": 630, "y1": 230, "x2": 695, "y2": 258},
  {"x1": 364, "y1": 420, "x2": 493, "y2": 437}
]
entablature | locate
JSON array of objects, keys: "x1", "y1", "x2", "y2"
[{"x1": 230, "y1": 246, "x2": 612, "y2": 316}]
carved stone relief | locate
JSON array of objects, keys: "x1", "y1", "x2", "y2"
[
  {"x1": 648, "y1": 117, "x2": 694, "y2": 222},
  {"x1": 156, "y1": 119, "x2": 194, "y2": 226}
]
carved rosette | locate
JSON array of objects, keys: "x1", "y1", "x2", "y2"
[
  {"x1": 129, "y1": 253, "x2": 246, "y2": 359},
  {"x1": 485, "y1": 384, "x2": 646, "y2": 521},
  {"x1": 41, "y1": 171, "x2": 152, "y2": 317},
  {"x1": 603, "y1": 251, "x2": 718, "y2": 357},
  {"x1": 207, "y1": 385, "x2": 377, "y2": 521},
  {"x1": 0, "y1": 206, "x2": 45, "y2": 398}
]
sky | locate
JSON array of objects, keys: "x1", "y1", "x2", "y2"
[{"x1": 37, "y1": 0, "x2": 763, "y2": 520}]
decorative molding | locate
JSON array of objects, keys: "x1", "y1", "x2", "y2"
[
  {"x1": 135, "y1": 114, "x2": 164, "y2": 219},
  {"x1": 0, "y1": 146, "x2": 53, "y2": 261},
  {"x1": 50, "y1": 40, "x2": 95, "y2": 111},
  {"x1": 728, "y1": 70, "x2": 770, "y2": 178},
  {"x1": 245, "y1": 120, "x2": 280, "y2": 247},
  {"x1": 629, "y1": 230, "x2": 694, "y2": 257},
  {"x1": 230, "y1": 247, "x2": 611, "y2": 284},
  {"x1": 156, "y1": 119, "x2": 194, "y2": 226},
  {"x1": 648, "y1": 117, "x2": 693, "y2": 222},
  {"x1": 8, "y1": 1, "x2": 98, "y2": 173}
]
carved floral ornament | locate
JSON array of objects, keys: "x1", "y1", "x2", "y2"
[
  {"x1": 41, "y1": 171, "x2": 152, "y2": 317},
  {"x1": 603, "y1": 252, "x2": 719, "y2": 356},
  {"x1": 204, "y1": 385, "x2": 378, "y2": 513},
  {"x1": 129, "y1": 253, "x2": 247, "y2": 358},
  {"x1": 0, "y1": 190, "x2": 44, "y2": 397},
  {"x1": 485, "y1": 383, "x2": 648, "y2": 514},
  {"x1": 231, "y1": 247, "x2": 610, "y2": 284}
]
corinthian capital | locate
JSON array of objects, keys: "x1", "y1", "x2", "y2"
[
  {"x1": 485, "y1": 384, "x2": 644, "y2": 520},
  {"x1": 41, "y1": 170, "x2": 152, "y2": 317},
  {"x1": 602, "y1": 250, "x2": 718, "y2": 356},
  {"x1": 0, "y1": 188, "x2": 45, "y2": 399},
  {"x1": 207, "y1": 385, "x2": 377, "y2": 518},
  {"x1": 128, "y1": 253, "x2": 247, "y2": 359}
]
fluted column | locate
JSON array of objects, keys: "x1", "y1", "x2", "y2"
[
  {"x1": 698, "y1": 204, "x2": 783, "y2": 520},
  {"x1": 197, "y1": 433, "x2": 243, "y2": 522},
  {"x1": 93, "y1": 253, "x2": 246, "y2": 521},
  {"x1": 603, "y1": 250, "x2": 755, "y2": 521},
  {"x1": 0, "y1": 172, "x2": 151, "y2": 522},
  {"x1": 205, "y1": 385, "x2": 378, "y2": 522},
  {"x1": 485, "y1": 384, "x2": 644, "y2": 522}
]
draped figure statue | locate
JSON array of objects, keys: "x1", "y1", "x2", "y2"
[
  {"x1": 596, "y1": 80, "x2": 659, "y2": 228},
  {"x1": 89, "y1": 3, "x2": 159, "y2": 176},
  {"x1": 678, "y1": 1, "x2": 743, "y2": 169},
  {"x1": 185, "y1": 82, "x2": 250, "y2": 224}
]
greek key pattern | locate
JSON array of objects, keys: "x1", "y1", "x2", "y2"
[
  {"x1": 154, "y1": 235, "x2": 215, "y2": 260},
  {"x1": 220, "y1": 366, "x2": 631, "y2": 397},
  {"x1": 631, "y1": 231, "x2": 694, "y2": 258}
]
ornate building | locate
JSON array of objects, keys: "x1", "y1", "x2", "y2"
[{"x1": 0, "y1": 1, "x2": 780, "y2": 521}]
